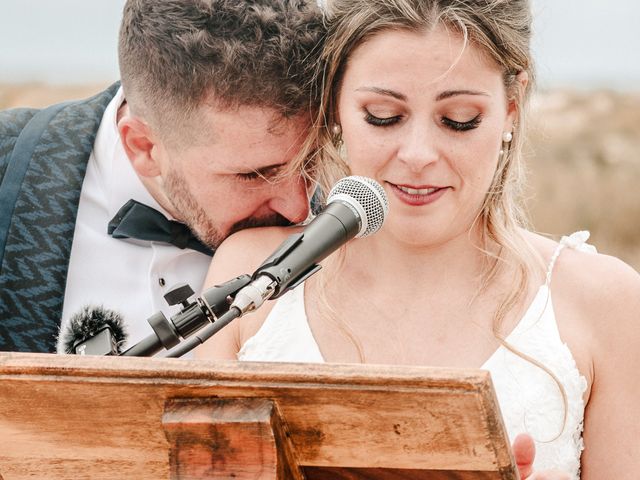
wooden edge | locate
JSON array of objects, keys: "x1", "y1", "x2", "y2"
[
  {"x1": 0, "y1": 353, "x2": 489, "y2": 391},
  {"x1": 478, "y1": 378, "x2": 519, "y2": 480},
  {"x1": 271, "y1": 402, "x2": 306, "y2": 480}
]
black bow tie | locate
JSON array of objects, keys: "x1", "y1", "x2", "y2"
[{"x1": 108, "y1": 199, "x2": 213, "y2": 256}]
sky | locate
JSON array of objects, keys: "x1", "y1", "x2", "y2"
[{"x1": 1, "y1": 0, "x2": 639, "y2": 90}]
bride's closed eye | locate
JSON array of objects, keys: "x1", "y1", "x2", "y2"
[
  {"x1": 361, "y1": 106, "x2": 483, "y2": 131},
  {"x1": 441, "y1": 113, "x2": 482, "y2": 132},
  {"x1": 364, "y1": 110, "x2": 402, "y2": 127}
]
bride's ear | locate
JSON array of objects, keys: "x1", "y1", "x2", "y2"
[{"x1": 505, "y1": 70, "x2": 529, "y2": 128}]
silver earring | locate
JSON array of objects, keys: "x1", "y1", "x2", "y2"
[{"x1": 332, "y1": 124, "x2": 342, "y2": 137}]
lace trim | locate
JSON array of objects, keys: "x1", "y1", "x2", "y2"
[{"x1": 545, "y1": 231, "x2": 597, "y2": 285}]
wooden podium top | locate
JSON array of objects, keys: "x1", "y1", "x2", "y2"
[{"x1": 0, "y1": 352, "x2": 517, "y2": 479}]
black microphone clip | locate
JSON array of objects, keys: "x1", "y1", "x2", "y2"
[
  {"x1": 121, "y1": 274, "x2": 252, "y2": 357},
  {"x1": 251, "y1": 232, "x2": 322, "y2": 294}
]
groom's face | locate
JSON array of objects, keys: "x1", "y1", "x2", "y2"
[{"x1": 156, "y1": 104, "x2": 312, "y2": 248}]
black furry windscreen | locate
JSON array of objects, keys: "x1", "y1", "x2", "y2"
[{"x1": 57, "y1": 305, "x2": 127, "y2": 354}]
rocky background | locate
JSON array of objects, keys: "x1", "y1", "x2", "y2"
[{"x1": 2, "y1": 83, "x2": 639, "y2": 271}]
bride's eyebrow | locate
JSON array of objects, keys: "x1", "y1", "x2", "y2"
[
  {"x1": 355, "y1": 86, "x2": 407, "y2": 101},
  {"x1": 435, "y1": 89, "x2": 489, "y2": 101}
]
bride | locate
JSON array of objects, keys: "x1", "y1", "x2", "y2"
[{"x1": 196, "y1": 0, "x2": 640, "y2": 478}]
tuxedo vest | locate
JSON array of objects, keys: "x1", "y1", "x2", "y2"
[{"x1": 0, "y1": 83, "x2": 120, "y2": 352}]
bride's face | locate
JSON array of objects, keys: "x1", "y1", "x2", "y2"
[{"x1": 336, "y1": 26, "x2": 521, "y2": 246}]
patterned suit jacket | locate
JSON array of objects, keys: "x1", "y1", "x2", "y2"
[{"x1": 0, "y1": 83, "x2": 120, "y2": 352}]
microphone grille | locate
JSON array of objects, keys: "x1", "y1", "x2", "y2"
[{"x1": 327, "y1": 176, "x2": 388, "y2": 237}]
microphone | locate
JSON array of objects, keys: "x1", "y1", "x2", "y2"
[
  {"x1": 232, "y1": 175, "x2": 389, "y2": 312},
  {"x1": 165, "y1": 176, "x2": 388, "y2": 358},
  {"x1": 57, "y1": 305, "x2": 128, "y2": 355}
]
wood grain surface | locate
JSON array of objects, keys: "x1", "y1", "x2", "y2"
[{"x1": 0, "y1": 353, "x2": 518, "y2": 479}]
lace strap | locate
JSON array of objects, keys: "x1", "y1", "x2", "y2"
[{"x1": 545, "y1": 231, "x2": 597, "y2": 285}]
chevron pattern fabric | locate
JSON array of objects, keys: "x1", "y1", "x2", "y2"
[{"x1": 0, "y1": 84, "x2": 120, "y2": 352}]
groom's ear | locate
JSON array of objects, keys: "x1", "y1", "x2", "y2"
[{"x1": 118, "y1": 113, "x2": 162, "y2": 178}]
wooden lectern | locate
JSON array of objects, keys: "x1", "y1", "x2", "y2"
[{"x1": 0, "y1": 353, "x2": 518, "y2": 479}]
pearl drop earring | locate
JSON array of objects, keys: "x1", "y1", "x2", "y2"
[
  {"x1": 331, "y1": 123, "x2": 345, "y2": 158},
  {"x1": 502, "y1": 131, "x2": 513, "y2": 143}
]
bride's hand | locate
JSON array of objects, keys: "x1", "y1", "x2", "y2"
[{"x1": 513, "y1": 433, "x2": 571, "y2": 480}]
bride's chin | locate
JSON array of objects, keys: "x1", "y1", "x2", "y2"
[{"x1": 378, "y1": 223, "x2": 441, "y2": 248}]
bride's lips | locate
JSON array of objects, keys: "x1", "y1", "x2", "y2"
[{"x1": 387, "y1": 182, "x2": 449, "y2": 206}]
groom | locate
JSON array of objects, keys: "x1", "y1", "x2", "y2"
[{"x1": 0, "y1": 0, "x2": 324, "y2": 353}]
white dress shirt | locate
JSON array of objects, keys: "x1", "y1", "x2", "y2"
[{"x1": 59, "y1": 88, "x2": 211, "y2": 354}]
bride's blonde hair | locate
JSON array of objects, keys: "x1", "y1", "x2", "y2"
[{"x1": 299, "y1": 0, "x2": 569, "y2": 439}]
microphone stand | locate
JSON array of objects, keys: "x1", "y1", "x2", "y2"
[
  {"x1": 164, "y1": 308, "x2": 241, "y2": 358},
  {"x1": 165, "y1": 276, "x2": 278, "y2": 358},
  {"x1": 120, "y1": 274, "x2": 252, "y2": 357}
]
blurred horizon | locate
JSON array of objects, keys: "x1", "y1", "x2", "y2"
[{"x1": 0, "y1": 0, "x2": 639, "y2": 91}]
